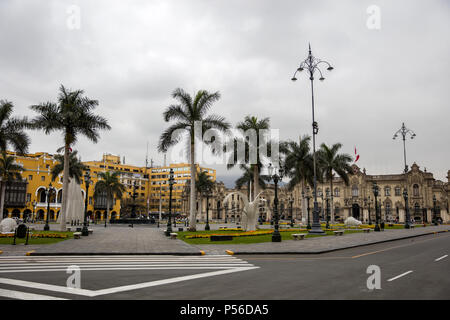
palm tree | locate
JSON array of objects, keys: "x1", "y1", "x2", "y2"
[
  {"x1": 51, "y1": 150, "x2": 87, "y2": 185},
  {"x1": 94, "y1": 171, "x2": 126, "y2": 224},
  {"x1": 317, "y1": 143, "x2": 353, "y2": 222},
  {"x1": 227, "y1": 116, "x2": 271, "y2": 201},
  {"x1": 0, "y1": 152, "x2": 24, "y2": 221},
  {"x1": 235, "y1": 165, "x2": 270, "y2": 200},
  {"x1": 281, "y1": 136, "x2": 315, "y2": 223},
  {"x1": 0, "y1": 100, "x2": 30, "y2": 155},
  {"x1": 29, "y1": 85, "x2": 110, "y2": 231},
  {"x1": 195, "y1": 170, "x2": 215, "y2": 221},
  {"x1": 158, "y1": 88, "x2": 230, "y2": 231}
]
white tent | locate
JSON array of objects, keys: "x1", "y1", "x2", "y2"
[{"x1": 57, "y1": 179, "x2": 85, "y2": 224}]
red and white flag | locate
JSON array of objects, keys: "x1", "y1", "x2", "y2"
[{"x1": 354, "y1": 146, "x2": 360, "y2": 162}]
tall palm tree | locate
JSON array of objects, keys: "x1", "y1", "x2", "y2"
[
  {"x1": 94, "y1": 171, "x2": 126, "y2": 224},
  {"x1": 0, "y1": 100, "x2": 30, "y2": 155},
  {"x1": 51, "y1": 150, "x2": 87, "y2": 185},
  {"x1": 195, "y1": 170, "x2": 215, "y2": 220},
  {"x1": 29, "y1": 85, "x2": 110, "y2": 231},
  {"x1": 227, "y1": 116, "x2": 271, "y2": 201},
  {"x1": 317, "y1": 143, "x2": 353, "y2": 222},
  {"x1": 281, "y1": 136, "x2": 315, "y2": 223},
  {"x1": 235, "y1": 165, "x2": 270, "y2": 200},
  {"x1": 158, "y1": 88, "x2": 230, "y2": 231},
  {"x1": 0, "y1": 152, "x2": 24, "y2": 221}
]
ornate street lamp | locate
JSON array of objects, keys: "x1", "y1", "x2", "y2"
[
  {"x1": 367, "y1": 195, "x2": 372, "y2": 225},
  {"x1": 433, "y1": 195, "x2": 437, "y2": 225},
  {"x1": 44, "y1": 183, "x2": 55, "y2": 231},
  {"x1": 289, "y1": 195, "x2": 294, "y2": 227},
  {"x1": 325, "y1": 189, "x2": 330, "y2": 229},
  {"x1": 82, "y1": 171, "x2": 91, "y2": 236},
  {"x1": 268, "y1": 163, "x2": 284, "y2": 242},
  {"x1": 165, "y1": 168, "x2": 175, "y2": 236},
  {"x1": 393, "y1": 122, "x2": 416, "y2": 173},
  {"x1": 372, "y1": 182, "x2": 381, "y2": 232},
  {"x1": 292, "y1": 44, "x2": 332, "y2": 235},
  {"x1": 205, "y1": 190, "x2": 212, "y2": 231},
  {"x1": 403, "y1": 188, "x2": 411, "y2": 229},
  {"x1": 302, "y1": 190, "x2": 312, "y2": 229}
]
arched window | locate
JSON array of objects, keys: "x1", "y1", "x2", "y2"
[
  {"x1": 39, "y1": 190, "x2": 47, "y2": 203},
  {"x1": 413, "y1": 184, "x2": 419, "y2": 197},
  {"x1": 352, "y1": 185, "x2": 359, "y2": 197}
]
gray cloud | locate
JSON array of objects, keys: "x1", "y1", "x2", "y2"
[{"x1": 1, "y1": 0, "x2": 449, "y2": 187}]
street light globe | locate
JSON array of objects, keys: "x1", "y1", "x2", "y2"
[
  {"x1": 319, "y1": 77, "x2": 325, "y2": 81},
  {"x1": 291, "y1": 77, "x2": 297, "y2": 82},
  {"x1": 327, "y1": 66, "x2": 334, "y2": 71}
]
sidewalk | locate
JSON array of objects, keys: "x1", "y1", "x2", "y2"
[
  {"x1": 0, "y1": 225, "x2": 201, "y2": 256},
  {"x1": 193, "y1": 225, "x2": 450, "y2": 255},
  {"x1": 0, "y1": 224, "x2": 448, "y2": 256}
]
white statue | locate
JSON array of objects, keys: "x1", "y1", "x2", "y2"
[
  {"x1": 345, "y1": 216, "x2": 362, "y2": 227},
  {"x1": 0, "y1": 218, "x2": 17, "y2": 233},
  {"x1": 223, "y1": 191, "x2": 264, "y2": 231},
  {"x1": 57, "y1": 179, "x2": 85, "y2": 224}
]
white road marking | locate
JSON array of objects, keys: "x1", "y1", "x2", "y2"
[
  {"x1": 0, "y1": 255, "x2": 260, "y2": 298},
  {"x1": 0, "y1": 288, "x2": 67, "y2": 300},
  {"x1": 434, "y1": 255, "x2": 448, "y2": 262},
  {"x1": 387, "y1": 271, "x2": 413, "y2": 282}
]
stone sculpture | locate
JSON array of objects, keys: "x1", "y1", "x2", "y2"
[
  {"x1": 344, "y1": 216, "x2": 362, "y2": 227},
  {"x1": 223, "y1": 191, "x2": 264, "y2": 231}
]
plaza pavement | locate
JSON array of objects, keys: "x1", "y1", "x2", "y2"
[{"x1": 0, "y1": 223, "x2": 448, "y2": 256}]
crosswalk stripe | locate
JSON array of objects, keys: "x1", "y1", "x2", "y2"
[
  {"x1": 0, "y1": 288, "x2": 68, "y2": 300},
  {"x1": 0, "y1": 255, "x2": 254, "y2": 273}
]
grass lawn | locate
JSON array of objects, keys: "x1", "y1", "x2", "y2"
[
  {"x1": 178, "y1": 229, "x2": 365, "y2": 245},
  {"x1": 0, "y1": 230, "x2": 74, "y2": 245}
]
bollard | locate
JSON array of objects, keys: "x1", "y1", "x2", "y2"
[{"x1": 25, "y1": 227, "x2": 30, "y2": 245}]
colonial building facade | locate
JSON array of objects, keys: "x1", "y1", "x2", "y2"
[{"x1": 184, "y1": 163, "x2": 450, "y2": 224}]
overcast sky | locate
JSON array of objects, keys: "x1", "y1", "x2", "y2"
[{"x1": 1, "y1": 0, "x2": 449, "y2": 187}]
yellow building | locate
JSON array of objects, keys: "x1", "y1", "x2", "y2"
[
  {"x1": 3, "y1": 151, "x2": 216, "y2": 221},
  {"x1": 149, "y1": 163, "x2": 216, "y2": 215}
]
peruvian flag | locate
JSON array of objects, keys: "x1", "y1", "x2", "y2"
[{"x1": 354, "y1": 146, "x2": 360, "y2": 162}]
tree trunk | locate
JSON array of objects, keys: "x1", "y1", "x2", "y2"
[
  {"x1": 301, "y1": 179, "x2": 306, "y2": 223},
  {"x1": 106, "y1": 190, "x2": 111, "y2": 224},
  {"x1": 59, "y1": 143, "x2": 69, "y2": 231},
  {"x1": 198, "y1": 192, "x2": 203, "y2": 222},
  {"x1": 252, "y1": 165, "x2": 259, "y2": 201},
  {"x1": 188, "y1": 142, "x2": 197, "y2": 231},
  {"x1": 330, "y1": 173, "x2": 334, "y2": 223},
  {"x1": 0, "y1": 181, "x2": 5, "y2": 223}
]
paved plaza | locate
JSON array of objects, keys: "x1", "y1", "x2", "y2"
[{"x1": 0, "y1": 223, "x2": 448, "y2": 256}]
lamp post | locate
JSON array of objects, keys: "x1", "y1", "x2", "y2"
[
  {"x1": 205, "y1": 191, "x2": 211, "y2": 231},
  {"x1": 367, "y1": 196, "x2": 372, "y2": 225},
  {"x1": 433, "y1": 195, "x2": 437, "y2": 225},
  {"x1": 268, "y1": 163, "x2": 283, "y2": 242},
  {"x1": 393, "y1": 122, "x2": 416, "y2": 173},
  {"x1": 82, "y1": 171, "x2": 91, "y2": 236},
  {"x1": 325, "y1": 189, "x2": 330, "y2": 229},
  {"x1": 302, "y1": 190, "x2": 312, "y2": 230},
  {"x1": 292, "y1": 44, "x2": 332, "y2": 235},
  {"x1": 289, "y1": 195, "x2": 294, "y2": 227},
  {"x1": 372, "y1": 182, "x2": 381, "y2": 232},
  {"x1": 224, "y1": 203, "x2": 228, "y2": 223},
  {"x1": 44, "y1": 183, "x2": 55, "y2": 231},
  {"x1": 403, "y1": 188, "x2": 411, "y2": 229},
  {"x1": 165, "y1": 168, "x2": 174, "y2": 236}
]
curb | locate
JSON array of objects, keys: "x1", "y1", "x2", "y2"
[
  {"x1": 222, "y1": 228, "x2": 450, "y2": 256},
  {"x1": 28, "y1": 252, "x2": 203, "y2": 256}
]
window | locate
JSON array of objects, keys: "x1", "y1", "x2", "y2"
[
  {"x1": 334, "y1": 188, "x2": 340, "y2": 197},
  {"x1": 352, "y1": 185, "x2": 359, "y2": 197},
  {"x1": 395, "y1": 187, "x2": 401, "y2": 196},
  {"x1": 28, "y1": 175, "x2": 33, "y2": 181},
  {"x1": 413, "y1": 184, "x2": 419, "y2": 197},
  {"x1": 41, "y1": 176, "x2": 45, "y2": 181},
  {"x1": 385, "y1": 186, "x2": 391, "y2": 196}
]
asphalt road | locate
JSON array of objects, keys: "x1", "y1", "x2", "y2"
[{"x1": 0, "y1": 232, "x2": 448, "y2": 300}]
